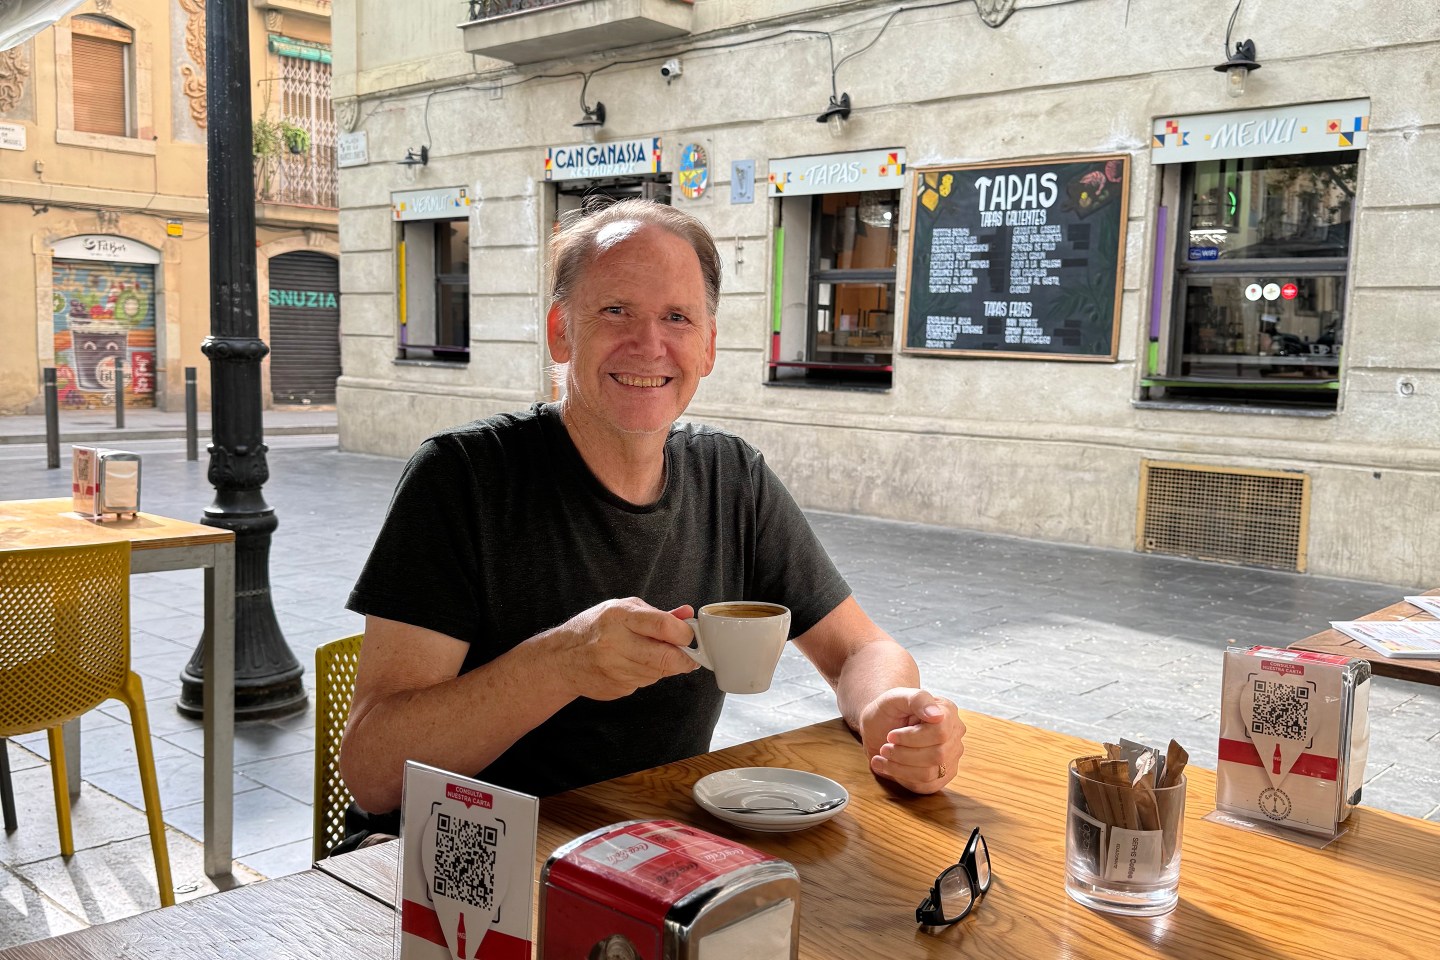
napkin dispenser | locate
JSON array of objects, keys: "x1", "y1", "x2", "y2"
[
  {"x1": 71, "y1": 445, "x2": 142, "y2": 520},
  {"x1": 1217, "y1": 645, "x2": 1371, "y2": 837},
  {"x1": 539, "y1": 819, "x2": 800, "y2": 960}
]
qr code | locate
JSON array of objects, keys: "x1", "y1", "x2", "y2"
[
  {"x1": 1251, "y1": 680, "x2": 1308, "y2": 741},
  {"x1": 431, "y1": 812, "x2": 499, "y2": 910}
]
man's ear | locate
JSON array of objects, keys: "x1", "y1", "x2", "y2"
[
  {"x1": 701, "y1": 315, "x2": 717, "y2": 377},
  {"x1": 546, "y1": 302, "x2": 571, "y2": 363}
]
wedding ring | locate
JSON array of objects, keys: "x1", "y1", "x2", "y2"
[{"x1": 938, "y1": 762, "x2": 947, "y2": 779}]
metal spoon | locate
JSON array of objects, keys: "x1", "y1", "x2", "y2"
[{"x1": 717, "y1": 797, "x2": 847, "y2": 816}]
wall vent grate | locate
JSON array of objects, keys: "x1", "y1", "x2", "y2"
[{"x1": 1136, "y1": 460, "x2": 1310, "y2": 572}]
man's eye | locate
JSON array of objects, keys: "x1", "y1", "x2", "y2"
[
  {"x1": 667, "y1": 313, "x2": 688, "y2": 324},
  {"x1": 603, "y1": 306, "x2": 624, "y2": 315}
]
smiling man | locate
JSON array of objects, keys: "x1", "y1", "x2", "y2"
[{"x1": 339, "y1": 200, "x2": 965, "y2": 838}]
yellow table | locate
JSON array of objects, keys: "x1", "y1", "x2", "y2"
[{"x1": 0, "y1": 498, "x2": 236, "y2": 879}]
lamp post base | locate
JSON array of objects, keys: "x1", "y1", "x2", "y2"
[{"x1": 177, "y1": 499, "x2": 308, "y2": 722}]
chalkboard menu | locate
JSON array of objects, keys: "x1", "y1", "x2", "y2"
[{"x1": 902, "y1": 155, "x2": 1129, "y2": 360}]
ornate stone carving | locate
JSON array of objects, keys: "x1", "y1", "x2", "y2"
[
  {"x1": 334, "y1": 97, "x2": 358, "y2": 133},
  {"x1": 178, "y1": 0, "x2": 207, "y2": 128},
  {"x1": 0, "y1": 46, "x2": 30, "y2": 115},
  {"x1": 93, "y1": 0, "x2": 113, "y2": 13},
  {"x1": 975, "y1": 0, "x2": 1016, "y2": 27},
  {"x1": 265, "y1": 11, "x2": 283, "y2": 33},
  {"x1": 96, "y1": 210, "x2": 121, "y2": 232}
]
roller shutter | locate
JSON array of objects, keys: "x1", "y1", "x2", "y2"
[{"x1": 268, "y1": 251, "x2": 340, "y2": 404}]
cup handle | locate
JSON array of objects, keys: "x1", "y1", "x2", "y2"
[{"x1": 682, "y1": 618, "x2": 713, "y2": 671}]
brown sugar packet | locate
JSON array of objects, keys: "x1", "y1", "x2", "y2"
[
  {"x1": 1157, "y1": 740, "x2": 1189, "y2": 864},
  {"x1": 1102, "y1": 760, "x2": 1137, "y2": 829},
  {"x1": 1132, "y1": 773, "x2": 1161, "y2": 832},
  {"x1": 1076, "y1": 756, "x2": 1114, "y2": 825},
  {"x1": 1160, "y1": 739, "x2": 1189, "y2": 789},
  {"x1": 1103, "y1": 742, "x2": 1123, "y2": 761}
]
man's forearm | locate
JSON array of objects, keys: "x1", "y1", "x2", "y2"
[{"x1": 342, "y1": 632, "x2": 574, "y2": 813}]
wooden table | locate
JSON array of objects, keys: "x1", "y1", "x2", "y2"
[
  {"x1": 8, "y1": 712, "x2": 1439, "y2": 958},
  {"x1": 0, "y1": 868, "x2": 393, "y2": 959},
  {"x1": 1288, "y1": 588, "x2": 1440, "y2": 685},
  {"x1": 0, "y1": 498, "x2": 236, "y2": 878}
]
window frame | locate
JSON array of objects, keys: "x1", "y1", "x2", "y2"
[
  {"x1": 396, "y1": 217, "x2": 470, "y2": 364},
  {"x1": 1155, "y1": 150, "x2": 1358, "y2": 409},
  {"x1": 770, "y1": 188, "x2": 901, "y2": 390},
  {"x1": 54, "y1": 10, "x2": 154, "y2": 154}
]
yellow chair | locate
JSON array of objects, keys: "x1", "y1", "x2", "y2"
[
  {"x1": 313, "y1": 633, "x2": 362, "y2": 861},
  {"x1": 0, "y1": 541, "x2": 173, "y2": 907}
]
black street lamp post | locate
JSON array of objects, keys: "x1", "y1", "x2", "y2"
[{"x1": 178, "y1": 0, "x2": 306, "y2": 721}]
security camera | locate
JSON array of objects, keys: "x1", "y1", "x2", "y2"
[{"x1": 660, "y1": 58, "x2": 683, "y2": 80}]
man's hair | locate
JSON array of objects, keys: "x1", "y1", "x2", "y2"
[{"x1": 547, "y1": 198, "x2": 722, "y2": 319}]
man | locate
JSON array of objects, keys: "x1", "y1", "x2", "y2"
[{"x1": 340, "y1": 200, "x2": 964, "y2": 828}]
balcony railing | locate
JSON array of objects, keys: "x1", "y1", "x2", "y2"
[
  {"x1": 255, "y1": 150, "x2": 338, "y2": 209},
  {"x1": 461, "y1": 0, "x2": 694, "y2": 65},
  {"x1": 466, "y1": 0, "x2": 571, "y2": 20}
]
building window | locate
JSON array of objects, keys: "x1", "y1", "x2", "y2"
[
  {"x1": 1160, "y1": 150, "x2": 1357, "y2": 408},
  {"x1": 772, "y1": 189, "x2": 899, "y2": 389},
  {"x1": 71, "y1": 16, "x2": 133, "y2": 137},
  {"x1": 398, "y1": 218, "x2": 469, "y2": 362}
]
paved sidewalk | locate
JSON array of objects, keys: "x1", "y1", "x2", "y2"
[
  {"x1": 0, "y1": 405, "x2": 337, "y2": 446},
  {"x1": 1, "y1": 430, "x2": 1436, "y2": 949}
]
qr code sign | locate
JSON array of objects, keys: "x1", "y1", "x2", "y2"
[
  {"x1": 1251, "y1": 680, "x2": 1308, "y2": 740},
  {"x1": 432, "y1": 812, "x2": 499, "y2": 910}
]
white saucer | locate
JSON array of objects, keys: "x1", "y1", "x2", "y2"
[{"x1": 693, "y1": 767, "x2": 849, "y2": 832}]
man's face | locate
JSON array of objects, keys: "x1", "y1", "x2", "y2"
[{"x1": 548, "y1": 222, "x2": 716, "y2": 440}]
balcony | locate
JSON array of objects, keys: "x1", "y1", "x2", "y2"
[{"x1": 461, "y1": 0, "x2": 694, "y2": 66}]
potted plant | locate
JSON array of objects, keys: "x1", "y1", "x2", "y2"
[
  {"x1": 252, "y1": 114, "x2": 282, "y2": 159},
  {"x1": 281, "y1": 121, "x2": 311, "y2": 155}
]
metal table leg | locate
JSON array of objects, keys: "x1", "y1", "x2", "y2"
[{"x1": 203, "y1": 541, "x2": 236, "y2": 879}]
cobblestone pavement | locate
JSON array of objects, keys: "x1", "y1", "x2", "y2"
[{"x1": 1, "y1": 428, "x2": 1435, "y2": 947}]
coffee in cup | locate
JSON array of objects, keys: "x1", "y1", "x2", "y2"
[{"x1": 681, "y1": 602, "x2": 790, "y2": 694}]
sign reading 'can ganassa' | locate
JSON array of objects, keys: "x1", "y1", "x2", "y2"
[{"x1": 544, "y1": 137, "x2": 662, "y2": 181}]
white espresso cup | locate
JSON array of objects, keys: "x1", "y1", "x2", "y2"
[{"x1": 681, "y1": 601, "x2": 791, "y2": 694}]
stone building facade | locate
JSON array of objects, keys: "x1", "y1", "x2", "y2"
[
  {"x1": 0, "y1": 0, "x2": 339, "y2": 413},
  {"x1": 331, "y1": 0, "x2": 1440, "y2": 585}
]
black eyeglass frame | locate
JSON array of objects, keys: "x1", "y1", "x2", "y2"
[{"x1": 915, "y1": 827, "x2": 991, "y2": 926}]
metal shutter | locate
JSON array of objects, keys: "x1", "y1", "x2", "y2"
[
  {"x1": 52, "y1": 259, "x2": 157, "y2": 409},
  {"x1": 268, "y1": 252, "x2": 340, "y2": 404},
  {"x1": 72, "y1": 20, "x2": 129, "y2": 137}
]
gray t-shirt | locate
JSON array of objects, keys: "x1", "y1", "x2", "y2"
[{"x1": 347, "y1": 403, "x2": 850, "y2": 802}]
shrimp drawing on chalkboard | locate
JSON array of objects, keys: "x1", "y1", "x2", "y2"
[{"x1": 1060, "y1": 161, "x2": 1124, "y2": 219}]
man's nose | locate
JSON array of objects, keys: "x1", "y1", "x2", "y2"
[{"x1": 627, "y1": 316, "x2": 667, "y2": 356}]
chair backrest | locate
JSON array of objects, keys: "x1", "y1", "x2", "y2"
[
  {"x1": 313, "y1": 633, "x2": 363, "y2": 861},
  {"x1": 0, "y1": 542, "x2": 131, "y2": 738}
]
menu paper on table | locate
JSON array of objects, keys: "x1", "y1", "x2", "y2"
[
  {"x1": 396, "y1": 762, "x2": 538, "y2": 960},
  {"x1": 1330, "y1": 619, "x2": 1440, "y2": 659},
  {"x1": 1403, "y1": 596, "x2": 1440, "y2": 619}
]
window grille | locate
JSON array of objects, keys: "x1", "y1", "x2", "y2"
[{"x1": 271, "y1": 54, "x2": 336, "y2": 208}]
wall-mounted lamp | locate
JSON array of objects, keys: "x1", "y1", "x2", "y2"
[
  {"x1": 1214, "y1": 38, "x2": 1260, "y2": 99},
  {"x1": 574, "y1": 101, "x2": 605, "y2": 144},
  {"x1": 397, "y1": 145, "x2": 429, "y2": 166},
  {"x1": 817, "y1": 92, "x2": 851, "y2": 139}
]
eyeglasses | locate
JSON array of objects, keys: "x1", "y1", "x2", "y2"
[{"x1": 915, "y1": 827, "x2": 991, "y2": 926}]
